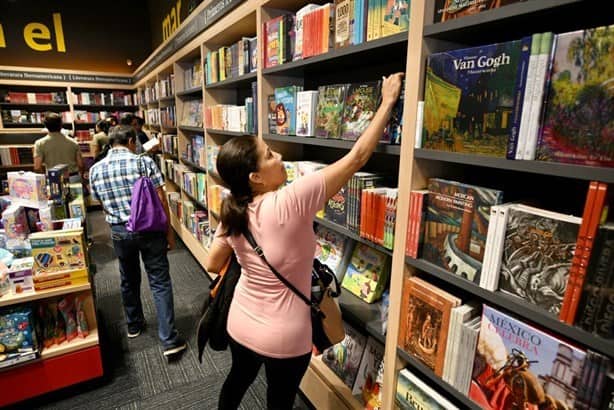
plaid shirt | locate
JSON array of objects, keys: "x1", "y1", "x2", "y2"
[{"x1": 90, "y1": 147, "x2": 164, "y2": 224}]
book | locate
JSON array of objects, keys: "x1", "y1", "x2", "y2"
[
  {"x1": 265, "y1": 16, "x2": 282, "y2": 68},
  {"x1": 381, "y1": 0, "x2": 410, "y2": 37},
  {"x1": 538, "y1": 25, "x2": 614, "y2": 167},
  {"x1": 274, "y1": 86, "x2": 302, "y2": 135},
  {"x1": 398, "y1": 276, "x2": 461, "y2": 376},
  {"x1": 422, "y1": 178, "x2": 503, "y2": 284},
  {"x1": 498, "y1": 204, "x2": 581, "y2": 316},
  {"x1": 434, "y1": 0, "x2": 527, "y2": 23},
  {"x1": 325, "y1": 184, "x2": 348, "y2": 226},
  {"x1": 294, "y1": 4, "x2": 320, "y2": 60},
  {"x1": 321, "y1": 321, "x2": 367, "y2": 389},
  {"x1": 335, "y1": 0, "x2": 354, "y2": 49},
  {"x1": 316, "y1": 84, "x2": 350, "y2": 138},
  {"x1": 471, "y1": 304, "x2": 586, "y2": 410},
  {"x1": 422, "y1": 38, "x2": 531, "y2": 158},
  {"x1": 314, "y1": 224, "x2": 355, "y2": 281},
  {"x1": 352, "y1": 337, "x2": 385, "y2": 409},
  {"x1": 382, "y1": 79, "x2": 405, "y2": 144},
  {"x1": 396, "y1": 368, "x2": 459, "y2": 409},
  {"x1": 341, "y1": 81, "x2": 381, "y2": 141},
  {"x1": 405, "y1": 189, "x2": 428, "y2": 259},
  {"x1": 341, "y1": 243, "x2": 390, "y2": 303},
  {"x1": 267, "y1": 95, "x2": 277, "y2": 134},
  {"x1": 296, "y1": 90, "x2": 319, "y2": 137},
  {"x1": 442, "y1": 303, "x2": 478, "y2": 385},
  {"x1": 574, "y1": 223, "x2": 614, "y2": 339}
]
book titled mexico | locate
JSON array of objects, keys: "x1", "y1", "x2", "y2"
[
  {"x1": 422, "y1": 38, "x2": 531, "y2": 158},
  {"x1": 422, "y1": 178, "x2": 503, "y2": 284},
  {"x1": 470, "y1": 304, "x2": 587, "y2": 410}
]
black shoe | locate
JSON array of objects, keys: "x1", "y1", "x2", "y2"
[
  {"x1": 163, "y1": 338, "x2": 187, "y2": 357},
  {"x1": 127, "y1": 322, "x2": 145, "y2": 338}
]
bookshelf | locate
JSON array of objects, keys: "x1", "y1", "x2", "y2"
[{"x1": 264, "y1": 133, "x2": 401, "y2": 155}]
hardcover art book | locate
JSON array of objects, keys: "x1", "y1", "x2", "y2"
[
  {"x1": 422, "y1": 178, "x2": 503, "y2": 284},
  {"x1": 470, "y1": 304, "x2": 586, "y2": 410},
  {"x1": 341, "y1": 243, "x2": 390, "y2": 303},
  {"x1": 434, "y1": 0, "x2": 527, "y2": 23},
  {"x1": 397, "y1": 275, "x2": 461, "y2": 376},
  {"x1": 396, "y1": 368, "x2": 459, "y2": 410},
  {"x1": 538, "y1": 25, "x2": 614, "y2": 167},
  {"x1": 352, "y1": 337, "x2": 385, "y2": 409},
  {"x1": 498, "y1": 204, "x2": 581, "y2": 316},
  {"x1": 321, "y1": 321, "x2": 367, "y2": 389},
  {"x1": 422, "y1": 39, "x2": 530, "y2": 157},
  {"x1": 316, "y1": 84, "x2": 350, "y2": 138},
  {"x1": 341, "y1": 81, "x2": 381, "y2": 141}
]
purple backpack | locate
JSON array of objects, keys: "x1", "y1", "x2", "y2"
[{"x1": 126, "y1": 158, "x2": 168, "y2": 233}]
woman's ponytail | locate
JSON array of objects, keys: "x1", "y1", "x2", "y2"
[{"x1": 220, "y1": 192, "x2": 252, "y2": 237}]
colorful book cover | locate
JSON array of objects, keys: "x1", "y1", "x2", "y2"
[
  {"x1": 396, "y1": 368, "x2": 459, "y2": 410},
  {"x1": 341, "y1": 243, "x2": 390, "y2": 303},
  {"x1": 335, "y1": 0, "x2": 353, "y2": 48},
  {"x1": 274, "y1": 86, "x2": 301, "y2": 135},
  {"x1": 294, "y1": 4, "x2": 320, "y2": 60},
  {"x1": 498, "y1": 205, "x2": 581, "y2": 316},
  {"x1": 537, "y1": 25, "x2": 614, "y2": 167},
  {"x1": 422, "y1": 178, "x2": 503, "y2": 284},
  {"x1": 383, "y1": 79, "x2": 405, "y2": 144},
  {"x1": 316, "y1": 84, "x2": 350, "y2": 138},
  {"x1": 423, "y1": 39, "x2": 529, "y2": 157},
  {"x1": 352, "y1": 337, "x2": 385, "y2": 409},
  {"x1": 398, "y1": 275, "x2": 460, "y2": 376},
  {"x1": 381, "y1": 0, "x2": 410, "y2": 37},
  {"x1": 296, "y1": 90, "x2": 319, "y2": 137},
  {"x1": 321, "y1": 321, "x2": 367, "y2": 389},
  {"x1": 470, "y1": 304, "x2": 586, "y2": 410},
  {"x1": 315, "y1": 224, "x2": 354, "y2": 281},
  {"x1": 434, "y1": 0, "x2": 527, "y2": 23},
  {"x1": 265, "y1": 17, "x2": 282, "y2": 68},
  {"x1": 267, "y1": 95, "x2": 277, "y2": 134},
  {"x1": 326, "y1": 184, "x2": 348, "y2": 226},
  {"x1": 341, "y1": 81, "x2": 381, "y2": 140}
]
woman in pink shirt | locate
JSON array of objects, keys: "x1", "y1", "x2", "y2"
[{"x1": 206, "y1": 73, "x2": 403, "y2": 410}]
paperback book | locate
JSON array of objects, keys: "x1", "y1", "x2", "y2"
[
  {"x1": 341, "y1": 243, "x2": 390, "y2": 303},
  {"x1": 341, "y1": 81, "x2": 381, "y2": 141},
  {"x1": 396, "y1": 368, "x2": 459, "y2": 410},
  {"x1": 352, "y1": 337, "x2": 385, "y2": 409},
  {"x1": 314, "y1": 224, "x2": 355, "y2": 281},
  {"x1": 316, "y1": 84, "x2": 350, "y2": 138},
  {"x1": 321, "y1": 321, "x2": 367, "y2": 389}
]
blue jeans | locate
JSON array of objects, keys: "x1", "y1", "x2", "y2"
[{"x1": 110, "y1": 224, "x2": 179, "y2": 347}]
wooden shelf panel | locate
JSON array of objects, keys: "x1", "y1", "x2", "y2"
[
  {"x1": 179, "y1": 125, "x2": 204, "y2": 133},
  {"x1": 169, "y1": 213, "x2": 214, "y2": 281},
  {"x1": 0, "y1": 283, "x2": 91, "y2": 308},
  {"x1": 180, "y1": 157, "x2": 208, "y2": 173},
  {"x1": 262, "y1": 32, "x2": 408, "y2": 76},
  {"x1": 264, "y1": 133, "x2": 401, "y2": 155},
  {"x1": 339, "y1": 291, "x2": 385, "y2": 345},
  {"x1": 40, "y1": 329, "x2": 99, "y2": 360},
  {"x1": 309, "y1": 356, "x2": 363, "y2": 409},
  {"x1": 405, "y1": 257, "x2": 614, "y2": 357},
  {"x1": 73, "y1": 104, "x2": 137, "y2": 110},
  {"x1": 206, "y1": 128, "x2": 253, "y2": 137},
  {"x1": 414, "y1": 149, "x2": 614, "y2": 183},
  {"x1": 397, "y1": 348, "x2": 481, "y2": 410},
  {"x1": 176, "y1": 86, "x2": 203, "y2": 97},
  {"x1": 0, "y1": 102, "x2": 69, "y2": 109},
  {"x1": 206, "y1": 71, "x2": 257, "y2": 89},
  {"x1": 158, "y1": 95, "x2": 175, "y2": 102},
  {"x1": 315, "y1": 217, "x2": 393, "y2": 257}
]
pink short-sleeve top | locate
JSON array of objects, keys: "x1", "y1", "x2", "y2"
[{"x1": 212, "y1": 171, "x2": 327, "y2": 358}]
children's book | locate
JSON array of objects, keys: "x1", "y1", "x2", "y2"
[
  {"x1": 316, "y1": 84, "x2": 350, "y2": 138},
  {"x1": 341, "y1": 81, "x2": 381, "y2": 141},
  {"x1": 353, "y1": 337, "x2": 385, "y2": 409},
  {"x1": 315, "y1": 224, "x2": 355, "y2": 281},
  {"x1": 321, "y1": 321, "x2": 368, "y2": 389},
  {"x1": 296, "y1": 90, "x2": 319, "y2": 137},
  {"x1": 341, "y1": 243, "x2": 390, "y2": 303}
]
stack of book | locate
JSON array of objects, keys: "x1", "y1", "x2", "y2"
[
  {"x1": 160, "y1": 106, "x2": 176, "y2": 128},
  {"x1": 183, "y1": 58, "x2": 202, "y2": 90},
  {"x1": 3, "y1": 91, "x2": 67, "y2": 105},
  {"x1": 156, "y1": 73, "x2": 175, "y2": 98}
]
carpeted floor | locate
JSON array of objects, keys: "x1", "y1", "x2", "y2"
[{"x1": 9, "y1": 211, "x2": 312, "y2": 410}]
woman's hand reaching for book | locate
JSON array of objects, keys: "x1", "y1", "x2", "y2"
[{"x1": 381, "y1": 72, "x2": 404, "y2": 107}]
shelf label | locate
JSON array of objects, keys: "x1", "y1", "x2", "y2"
[{"x1": 0, "y1": 69, "x2": 132, "y2": 84}]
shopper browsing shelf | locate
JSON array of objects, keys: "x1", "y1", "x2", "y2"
[
  {"x1": 91, "y1": 119, "x2": 111, "y2": 159},
  {"x1": 34, "y1": 112, "x2": 85, "y2": 179},
  {"x1": 206, "y1": 73, "x2": 403, "y2": 410},
  {"x1": 89, "y1": 125, "x2": 186, "y2": 358}
]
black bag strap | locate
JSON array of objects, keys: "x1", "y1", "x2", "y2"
[{"x1": 243, "y1": 229, "x2": 321, "y2": 313}]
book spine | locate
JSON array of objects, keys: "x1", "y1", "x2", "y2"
[
  {"x1": 591, "y1": 355, "x2": 611, "y2": 409},
  {"x1": 513, "y1": 33, "x2": 541, "y2": 160},
  {"x1": 593, "y1": 228, "x2": 614, "y2": 339},
  {"x1": 524, "y1": 32, "x2": 554, "y2": 160},
  {"x1": 535, "y1": 33, "x2": 558, "y2": 159},
  {"x1": 479, "y1": 205, "x2": 500, "y2": 289},
  {"x1": 510, "y1": 35, "x2": 532, "y2": 160},
  {"x1": 442, "y1": 307, "x2": 458, "y2": 383},
  {"x1": 406, "y1": 191, "x2": 416, "y2": 257},
  {"x1": 490, "y1": 205, "x2": 510, "y2": 291}
]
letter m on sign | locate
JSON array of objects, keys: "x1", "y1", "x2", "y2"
[{"x1": 162, "y1": 15, "x2": 172, "y2": 41}]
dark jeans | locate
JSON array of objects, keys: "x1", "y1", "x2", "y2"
[
  {"x1": 218, "y1": 337, "x2": 311, "y2": 410},
  {"x1": 110, "y1": 224, "x2": 179, "y2": 347}
]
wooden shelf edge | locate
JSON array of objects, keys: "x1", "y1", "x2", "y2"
[
  {"x1": 40, "y1": 329, "x2": 99, "y2": 360},
  {"x1": 182, "y1": 187, "x2": 208, "y2": 210},
  {"x1": 205, "y1": 71, "x2": 257, "y2": 89},
  {"x1": 314, "y1": 217, "x2": 393, "y2": 257},
  {"x1": 180, "y1": 157, "x2": 208, "y2": 173},
  {"x1": 264, "y1": 134, "x2": 401, "y2": 155},
  {"x1": 0, "y1": 283, "x2": 91, "y2": 308},
  {"x1": 405, "y1": 257, "x2": 614, "y2": 357},
  {"x1": 176, "y1": 86, "x2": 203, "y2": 97}
]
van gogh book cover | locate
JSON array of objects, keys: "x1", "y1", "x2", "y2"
[{"x1": 423, "y1": 39, "x2": 530, "y2": 157}]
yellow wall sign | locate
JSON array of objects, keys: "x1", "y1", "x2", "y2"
[
  {"x1": 0, "y1": 12, "x2": 67, "y2": 52},
  {"x1": 162, "y1": 0, "x2": 182, "y2": 42}
]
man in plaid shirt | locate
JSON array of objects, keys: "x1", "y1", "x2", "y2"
[{"x1": 90, "y1": 125, "x2": 186, "y2": 357}]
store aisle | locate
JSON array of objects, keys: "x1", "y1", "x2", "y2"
[{"x1": 12, "y1": 211, "x2": 311, "y2": 410}]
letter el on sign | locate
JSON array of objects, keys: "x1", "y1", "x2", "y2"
[{"x1": 23, "y1": 12, "x2": 66, "y2": 52}]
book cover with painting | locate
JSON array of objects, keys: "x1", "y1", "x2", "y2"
[
  {"x1": 538, "y1": 25, "x2": 614, "y2": 167},
  {"x1": 422, "y1": 38, "x2": 530, "y2": 157},
  {"x1": 352, "y1": 337, "x2": 385, "y2": 409},
  {"x1": 321, "y1": 321, "x2": 367, "y2": 389},
  {"x1": 315, "y1": 84, "x2": 350, "y2": 138},
  {"x1": 397, "y1": 275, "x2": 460, "y2": 376},
  {"x1": 341, "y1": 81, "x2": 381, "y2": 141},
  {"x1": 471, "y1": 304, "x2": 586, "y2": 410},
  {"x1": 422, "y1": 178, "x2": 503, "y2": 284},
  {"x1": 341, "y1": 243, "x2": 390, "y2": 303},
  {"x1": 434, "y1": 0, "x2": 527, "y2": 23},
  {"x1": 498, "y1": 205, "x2": 580, "y2": 317}
]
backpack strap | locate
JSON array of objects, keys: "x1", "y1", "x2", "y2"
[{"x1": 243, "y1": 229, "x2": 321, "y2": 313}]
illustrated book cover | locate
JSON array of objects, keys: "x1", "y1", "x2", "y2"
[
  {"x1": 422, "y1": 38, "x2": 530, "y2": 157},
  {"x1": 470, "y1": 304, "x2": 586, "y2": 410},
  {"x1": 341, "y1": 81, "x2": 381, "y2": 141},
  {"x1": 321, "y1": 321, "x2": 368, "y2": 389},
  {"x1": 422, "y1": 178, "x2": 503, "y2": 284},
  {"x1": 352, "y1": 336, "x2": 385, "y2": 409},
  {"x1": 397, "y1": 275, "x2": 461, "y2": 376},
  {"x1": 434, "y1": 0, "x2": 527, "y2": 23},
  {"x1": 274, "y1": 86, "x2": 302, "y2": 135},
  {"x1": 538, "y1": 25, "x2": 614, "y2": 167},
  {"x1": 498, "y1": 204, "x2": 581, "y2": 317},
  {"x1": 314, "y1": 224, "x2": 355, "y2": 281},
  {"x1": 341, "y1": 243, "x2": 390, "y2": 303},
  {"x1": 316, "y1": 84, "x2": 350, "y2": 138}
]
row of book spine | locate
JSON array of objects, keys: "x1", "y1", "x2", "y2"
[
  {"x1": 69, "y1": 91, "x2": 134, "y2": 106},
  {"x1": 205, "y1": 37, "x2": 257, "y2": 84},
  {"x1": 160, "y1": 106, "x2": 176, "y2": 128},
  {"x1": 0, "y1": 146, "x2": 34, "y2": 166},
  {"x1": 1, "y1": 110, "x2": 72, "y2": 125},
  {"x1": 3, "y1": 91, "x2": 67, "y2": 105}
]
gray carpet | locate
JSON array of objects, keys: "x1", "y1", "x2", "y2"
[{"x1": 9, "y1": 211, "x2": 312, "y2": 410}]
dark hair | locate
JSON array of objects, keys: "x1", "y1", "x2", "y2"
[
  {"x1": 216, "y1": 136, "x2": 260, "y2": 236},
  {"x1": 119, "y1": 112, "x2": 135, "y2": 126},
  {"x1": 135, "y1": 116, "x2": 145, "y2": 126},
  {"x1": 107, "y1": 115, "x2": 118, "y2": 126},
  {"x1": 110, "y1": 125, "x2": 136, "y2": 146},
  {"x1": 96, "y1": 119, "x2": 110, "y2": 134},
  {"x1": 44, "y1": 112, "x2": 63, "y2": 132}
]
